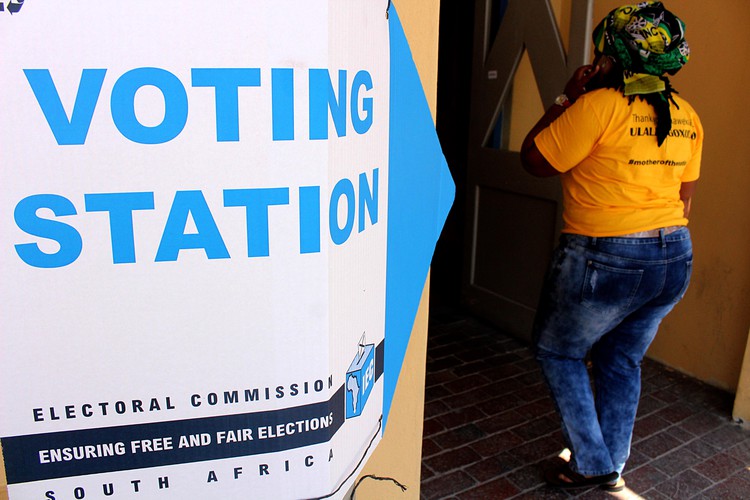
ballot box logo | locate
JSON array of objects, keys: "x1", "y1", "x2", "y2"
[
  {"x1": 345, "y1": 333, "x2": 376, "y2": 419},
  {"x1": 0, "y1": 0, "x2": 25, "y2": 15}
]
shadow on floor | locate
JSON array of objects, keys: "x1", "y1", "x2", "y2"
[{"x1": 420, "y1": 312, "x2": 750, "y2": 499}]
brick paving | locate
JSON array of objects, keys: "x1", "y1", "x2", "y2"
[{"x1": 420, "y1": 313, "x2": 750, "y2": 499}]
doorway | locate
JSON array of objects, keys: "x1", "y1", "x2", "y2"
[{"x1": 432, "y1": 0, "x2": 593, "y2": 341}]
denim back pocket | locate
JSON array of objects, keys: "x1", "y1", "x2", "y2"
[
  {"x1": 581, "y1": 260, "x2": 644, "y2": 314},
  {"x1": 674, "y1": 259, "x2": 693, "y2": 303}
]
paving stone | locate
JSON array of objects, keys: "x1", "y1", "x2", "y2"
[
  {"x1": 423, "y1": 446, "x2": 482, "y2": 473},
  {"x1": 680, "y1": 411, "x2": 729, "y2": 437},
  {"x1": 470, "y1": 431, "x2": 526, "y2": 458},
  {"x1": 505, "y1": 464, "x2": 545, "y2": 491},
  {"x1": 693, "y1": 451, "x2": 745, "y2": 482},
  {"x1": 457, "y1": 477, "x2": 520, "y2": 499},
  {"x1": 419, "y1": 315, "x2": 750, "y2": 499},
  {"x1": 624, "y1": 448, "x2": 650, "y2": 470},
  {"x1": 650, "y1": 447, "x2": 703, "y2": 476},
  {"x1": 493, "y1": 349, "x2": 528, "y2": 361},
  {"x1": 638, "y1": 489, "x2": 672, "y2": 499},
  {"x1": 474, "y1": 409, "x2": 529, "y2": 434},
  {"x1": 512, "y1": 487, "x2": 570, "y2": 499},
  {"x1": 633, "y1": 413, "x2": 672, "y2": 441},
  {"x1": 516, "y1": 371, "x2": 546, "y2": 386},
  {"x1": 700, "y1": 424, "x2": 749, "y2": 450},
  {"x1": 641, "y1": 358, "x2": 664, "y2": 379},
  {"x1": 636, "y1": 394, "x2": 669, "y2": 417},
  {"x1": 664, "y1": 424, "x2": 695, "y2": 444},
  {"x1": 622, "y1": 464, "x2": 669, "y2": 492},
  {"x1": 649, "y1": 387, "x2": 682, "y2": 404},
  {"x1": 453, "y1": 359, "x2": 496, "y2": 377},
  {"x1": 577, "y1": 488, "x2": 620, "y2": 499},
  {"x1": 638, "y1": 431, "x2": 683, "y2": 458},
  {"x1": 423, "y1": 417, "x2": 446, "y2": 437},
  {"x1": 681, "y1": 437, "x2": 722, "y2": 460},
  {"x1": 726, "y1": 438, "x2": 750, "y2": 463},
  {"x1": 511, "y1": 416, "x2": 560, "y2": 441},
  {"x1": 464, "y1": 455, "x2": 515, "y2": 482},
  {"x1": 455, "y1": 346, "x2": 502, "y2": 363},
  {"x1": 514, "y1": 399, "x2": 556, "y2": 419},
  {"x1": 421, "y1": 471, "x2": 477, "y2": 500},
  {"x1": 421, "y1": 462, "x2": 437, "y2": 481},
  {"x1": 670, "y1": 380, "x2": 733, "y2": 414},
  {"x1": 654, "y1": 401, "x2": 697, "y2": 425},
  {"x1": 506, "y1": 436, "x2": 563, "y2": 463},
  {"x1": 432, "y1": 424, "x2": 486, "y2": 450},
  {"x1": 515, "y1": 382, "x2": 552, "y2": 403},
  {"x1": 481, "y1": 362, "x2": 526, "y2": 381},
  {"x1": 480, "y1": 379, "x2": 527, "y2": 403},
  {"x1": 424, "y1": 399, "x2": 451, "y2": 419},
  {"x1": 442, "y1": 387, "x2": 496, "y2": 410},
  {"x1": 476, "y1": 394, "x2": 525, "y2": 417},
  {"x1": 435, "y1": 407, "x2": 486, "y2": 430},
  {"x1": 425, "y1": 384, "x2": 453, "y2": 402},
  {"x1": 429, "y1": 344, "x2": 466, "y2": 360},
  {"x1": 444, "y1": 373, "x2": 492, "y2": 395},
  {"x1": 427, "y1": 355, "x2": 465, "y2": 372},
  {"x1": 692, "y1": 388, "x2": 734, "y2": 414},
  {"x1": 494, "y1": 449, "x2": 530, "y2": 474},
  {"x1": 642, "y1": 375, "x2": 676, "y2": 395},
  {"x1": 426, "y1": 370, "x2": 460, "y2": 388},
  {"x1": 695, "y1": 472, "x2": 750, "y2": 500},
  {"x1": 422, "y1": 437, "x2": 442, "y2": 458}
]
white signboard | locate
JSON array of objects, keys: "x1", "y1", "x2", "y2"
[{"x1": 1, "y1": 1, "x2": 394, "y2": 498}]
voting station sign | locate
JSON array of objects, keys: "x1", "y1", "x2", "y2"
[{"x1": 0, "y1": 1, "x2": 454, "y2": 499}]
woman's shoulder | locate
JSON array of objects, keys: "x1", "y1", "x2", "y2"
[
  {"x1": 672, "y1": 94, "x2": 700, "y2": 116},
  {"x1": 576, "y1": 88, "x2": 632, "y2": 120},
  {"x1": 580, "y1": 87, "x2": 622, "y2": 101},
  {"x1": 578, "y1": 87, "x2": 630, "y2": 109}
]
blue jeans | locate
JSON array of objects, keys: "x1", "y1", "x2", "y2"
[{"x1": 533, "y1": 228, "x2": 693, "y2": 477}]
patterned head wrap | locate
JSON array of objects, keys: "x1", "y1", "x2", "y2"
[{"x1": 592, "y1": 2, "x2": 689, "y2": 96}]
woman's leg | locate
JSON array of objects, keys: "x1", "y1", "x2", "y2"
[
  {"x1": 592, "y1": 249, "x2": 693, "y2": 473},
  {"x1": 591, "y1": 307, "x2": 666, "y2": 474},
  {"x1": 533, "y1": 236, "x2": 628, "y2": 476}
]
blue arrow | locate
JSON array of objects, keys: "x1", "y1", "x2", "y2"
[{"x1": 383, "y1": 5, "x2": 455, "y2": 430}]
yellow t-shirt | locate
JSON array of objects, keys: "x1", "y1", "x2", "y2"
[{"x1": 535, "y1": 87, "x2": 703, "y2": 236}]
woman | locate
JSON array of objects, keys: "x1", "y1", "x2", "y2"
[{"x1": 519, "y1": 2, "x2": 703, "y2": 492}]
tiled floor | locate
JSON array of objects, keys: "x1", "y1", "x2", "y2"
[{"x1": 420, "y1": 312, "x2": 750, "y2": 499}]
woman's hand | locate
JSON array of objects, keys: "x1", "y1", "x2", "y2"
[{"x1": 564, "y1": 64, "x2": 600, "y2": 103}]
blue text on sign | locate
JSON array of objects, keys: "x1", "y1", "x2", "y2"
[
  {"x1": 23, "y1": 67, "x2": 374, "y2": 144},
  {"x1": 14, "y1": 169, "x2": 379, "y2": 268}
]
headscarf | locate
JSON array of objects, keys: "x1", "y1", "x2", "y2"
[
  {"x1": 592, "y1": 2, "x2": 690, "y2": 145},
  {"x1": 593, "y1": 1, "x2": 689, "y2": 96}
]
